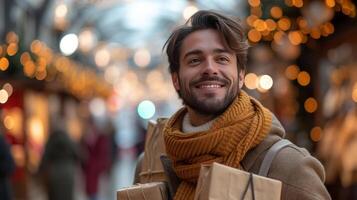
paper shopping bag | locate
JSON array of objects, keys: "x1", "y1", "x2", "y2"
[
  {"x1": 194, "y1": 162, "x2": 282, "y2": 200},
  {"x1": 117, "y1": 182, "x2": 168, "y2": 200}
]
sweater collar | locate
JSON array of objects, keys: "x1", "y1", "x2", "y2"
[{"x1": 181, "y1": 112, "x2": 215, "y2": 133}]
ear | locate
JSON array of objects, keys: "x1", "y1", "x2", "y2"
[
  {"x1": 238, "y1": 69, "x2": 245, "y2": 89},
  {"x1": 171, "y1": 72, "x2": 180, "y2": 91}
]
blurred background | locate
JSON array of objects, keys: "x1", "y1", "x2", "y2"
[{"x1": 0, "y1": 0, "x2": 356, "y2": 199}]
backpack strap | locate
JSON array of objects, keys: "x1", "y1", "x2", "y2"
[{"x1": 258, "y1": 139, "x2": 292, "y2": 177}]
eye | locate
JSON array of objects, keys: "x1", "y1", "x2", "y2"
[
  {"x1": 188, "y1": 58, "x2": 201, "y2": 65},
  {"x1": 217, "y1": 56, "x2": 229, "y2": 63}
]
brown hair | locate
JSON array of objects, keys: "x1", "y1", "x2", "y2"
[{"x1": 164, "y1": 10, "x2": 249, "y2": 74}]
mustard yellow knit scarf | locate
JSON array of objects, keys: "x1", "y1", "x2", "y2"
[{"x1": 163, "y1": 91, "x2": 273, "y2": 200}]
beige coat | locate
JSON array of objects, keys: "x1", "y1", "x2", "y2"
[{"x1": 134, "y1": 116, "x2": 331, "y2": 200}]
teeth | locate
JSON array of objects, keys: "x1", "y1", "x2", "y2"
[{"x1": 199, "y1": 85, "x2": 221, "y2": 88}]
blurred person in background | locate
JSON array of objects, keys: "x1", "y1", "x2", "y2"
[
  {"x1": 38, "y1": 120, "x2": 80, "y2": 200},
  {"x1": 0, "y1": 116, "x2": 15, "y2": 200},
  {"x1": 135, "y1": 10, "x2": 331, "y2": 200},
  {"x1": 81, "y1": 117, "x2": 111, "y2": 200}
]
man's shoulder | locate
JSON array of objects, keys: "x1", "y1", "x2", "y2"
[{"x1": 270, "y1": 143, "x2": 330, "y2": 200}]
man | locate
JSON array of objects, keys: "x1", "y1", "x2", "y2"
[{"x1": 135, "y1": 10, "x2": 331, "y2": 200}]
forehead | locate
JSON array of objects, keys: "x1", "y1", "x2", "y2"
[{"x1": 180, "y1": 29, "x2": 230, "y2": 58}]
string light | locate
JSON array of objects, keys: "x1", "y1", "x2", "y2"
[
  {"x1": 244, "y1": 73, "x2": 259, "y2": 90},
  {"x1": 325, "y1": 0, "x2": 335, "y2": 7},
  {"x1": 310, "y1": 126, "x2": 323, "y2": 142},
  {"x1": 297, "y1": 71, "x2": 311, "y2": 86},
  {"x1": 0, "y1": 57, "x2": 9, "y2": 71},
  {"x1": 248, "y1": 0, "x2": 261, "y2": 7},
  {"x1": 248, "y1": 29, "x2": 262, "y2": 43},
  {"x1": 0, "y1": 89, "x2": 9, "y2": 104},
  {"x1": 285, "y1": 64, "x2": 300, "y2": 80},
  {"x1": 277, "y1": 18, "x2": 291, "y2": 31},
  {"x1": 7, "y1": 43, "x2": 18, "y2": 56},
  {"x1": 288, "y1": 31, "x2": 303, "y2": 45},
  {"x1": 304, "y1": 97, "x2": 318, "y2": 113},
  {"x1": 270, "y1": 6, "x2": 283, "y2": 19}
]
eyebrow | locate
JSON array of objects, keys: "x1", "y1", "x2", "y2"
[{"x1": 183, "y1": 48, "x2": 231, "y2": 60}]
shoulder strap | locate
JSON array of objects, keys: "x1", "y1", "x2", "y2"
[{"x1": 258, "y1": 139, "x2": 291, "y2": 177}]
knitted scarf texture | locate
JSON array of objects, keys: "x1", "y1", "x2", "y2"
[{"x1": 163, "y1": 91, "x2": 273, "y2": 200}]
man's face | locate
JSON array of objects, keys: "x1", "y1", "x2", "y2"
[{"x1": 172, "y1": 29, "x2": 244, "y2": 115}]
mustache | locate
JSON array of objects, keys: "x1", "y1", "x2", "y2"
[{"x1": 190, "y1": 76, "x2": 230, "y2": 86}]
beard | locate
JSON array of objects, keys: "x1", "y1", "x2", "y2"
[{"x1": 177, "y1": 75, "x2": 239, "y2": 116}]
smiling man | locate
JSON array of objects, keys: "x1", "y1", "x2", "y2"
[{"x1": 134, "y1": 10, "x2": 331, "y2": 200}]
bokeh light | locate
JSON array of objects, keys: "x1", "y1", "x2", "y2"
[
  {"x1": 270, "y1": 6, "x2": 283, "y2": 19},
  {"x1": 0, "y1": 57, "x2": 9, "y2": 71},
  {"x1": 134, "y1": 48, "x2": 151, "y2": 68},
  {"x1": 183, "y1": 5, "x2": 198, "y2": 20},
  {"x1": 244, "y1": 73, "x2": 259, "y2": 90},
  {"x1": 137, "y1": 100, "x2": 156, "y2": 119},
  {"x1": 297, "y1": 71, "x2": 311, "y2": 86},
  {"x1": 0, "y1": 89, "x2": 9, "y2": 104},
  {"x1": 310, "y1": 126, "x2": 323, "y2": 142},
  {"x1": 259, "y1": 75, "x2": 274, "y2": 90},
  {"x1": 304, "y1": 97, "x2": 318, "y2": 113},
  {"x1": 3, "y1": 83, "x2": 13, "y2": 96},
  {"x1": 285, "y1": 64, "x2": 300, "y2": 80},
  {"x1": 59, "y1": 33, "x2": 79, "y2": 56},
  {"x1": 95, "y1": 48, "x2": 111, "y2": 68}
]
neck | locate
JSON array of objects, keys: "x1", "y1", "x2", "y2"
[{"x1": 186, "y1": 107, "x2": 216, "y2": 126}]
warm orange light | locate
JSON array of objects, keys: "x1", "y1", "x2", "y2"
[
  {"x1": 288, "y1": 31, "x2": 303, "y2": 45},
  {"x1": 301, "y1": 34, "x2": 308, "y2": 43},
  {"x1": 35, "y1": 70, "x2": 47, "y2": 80},
  {"x1": 297, "y1": 18, "x2": 308, "y2": 28},
  {"x1": 270, "y1": 6, "x2": 283, "y2": 19},
  {"x1": 37, "y1": 57, "x2": 47, "y2": 71},
  {"x1": 23, "y1": 61, "x2": 36, "y2": 77},
  {"x1": 310, "y1": 127, "x2": 323, "y2": 142},
  {"x1": 11, "y1": 145, "x2": 25, "y2": 167},
  {"x1": 0, "y1": 57, "x2": 9, "y2": 71},
  {"x1": 310, "y1": 28, "x2": 321, "y2": 39},
  {"x1": 292, "y1": 0, "x2": 303, "y2": 8},
  {"x1": 265, "y1": 19, "x2": 277, "y2": 31},
  {"x1": 250, "y1": 7, "x2": 262, "y2": 17},
  {"x1": 284, "y1": 0, "x2": 293, "y2": 7},
  {"x1": 325, "y1": 22, "x2": 335, "y2": 34},
  {"x1": 325, "y1": 0, "x2": 335, "y2": 7},
  {"x1": 273, "y1": 31, "x2": 285, "y2": 44},
  {"x1": 297, "y1": 71, "x2": 311, "y2": 86},
  {"x1": 30, "y1": 40, "x2": 43, "y2": 55},
  {"x1": 304, "y1": 97, "x2": 318, "y2": 113},
  {"x1": 244, "y1": 73, "x2": 259, "y2": 90},
  {"x1": 253, "y1": 19, "x2": 267, "y2": 31},
  {"x1": 248, "y1": 0, "x2": 261, "y2": 7},
  {"x1": 6, "y1": 32, "x2": 19, "y2": 44},
  {"x1": 341, "y1": 2, "x2": 354, "y2": 16},
  {"x1": 246, "y1": 15, "x2": 259, "y2": 27},
  {"x1": 20, "y1": 52, "x2": 31, "y2": 65},
  {"x1": 6, "y1": 43, "x2": 18, "y2": 56},
  {"x1": 4, "y1": 115, "x2": 15, "y2": 130},
  {"x1": 285, "y1": 64, "x2": 300, "y2": 80},
  {"x1": 277, "y1": 18, "x2": 291, "y2": 31},
  {"x1": 248, "y1": 29, "x2": 262, "y2": 43}
]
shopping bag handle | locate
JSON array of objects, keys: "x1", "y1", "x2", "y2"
[{"x1": 241, "y1": 173, "x2": 255, "y2": 200}]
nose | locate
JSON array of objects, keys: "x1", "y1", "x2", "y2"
[{"x1": 202, "y1": 58, "x2": 218, "y2": 75}]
